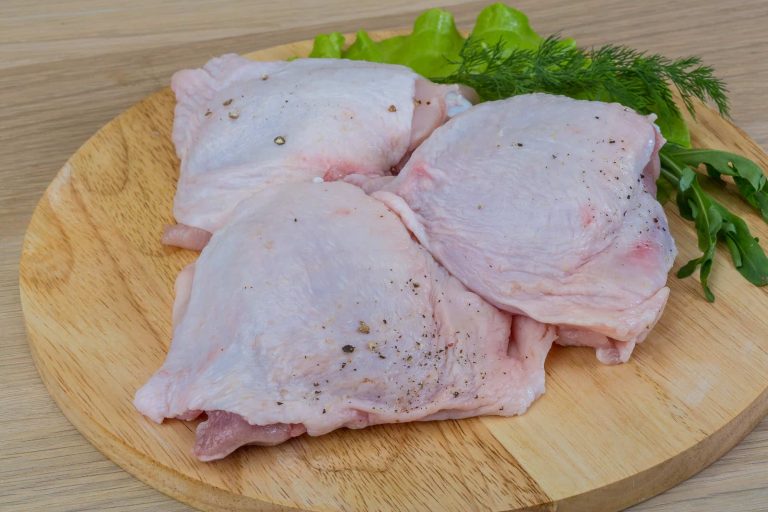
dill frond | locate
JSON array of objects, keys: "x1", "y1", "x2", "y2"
[{"x1": 436, "y1": 36, "x2": 730, "y2": 119}]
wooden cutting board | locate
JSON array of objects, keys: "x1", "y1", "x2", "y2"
[{"x1": 18, "y1": 32, "x2": 768, "y2": 512}]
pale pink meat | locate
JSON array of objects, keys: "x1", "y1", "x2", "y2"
[
  {"x1": 374, "y1": 94, "x2": 676, "y2": 363},
  {"x1": 557, "y1": 327, "x2": 635, "y2": 365},
  {"x1": 194, "y1": 411, "x2": 306, "y2": 461},
  {"x1": 161, "y1": 224, "x2": 212, "y2": 251},
  {"x1": 410, "y1": 80, "x2": 475, "y2": 151},
  {"x1": 135, "y1": 181, "x2": 555, "y2": 460},
  {"x1": 168, "y1": 54, "x2": 472, "y2": 237}
]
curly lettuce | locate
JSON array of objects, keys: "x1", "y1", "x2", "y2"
[{"x1": 310, "y1": 4, "x2": 541, "y2": 78}]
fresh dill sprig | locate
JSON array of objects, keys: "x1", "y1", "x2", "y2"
[{"x1": 436, "y1": 36, "x2": 730, "y2": 120}]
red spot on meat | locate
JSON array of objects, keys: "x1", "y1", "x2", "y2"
[
  {"x1": 321, "y1": 160, "x2": 367, "y2": 181},
  {"x1": 324, "y1": 166, "x2": 351, "y2": 181},
  {"x1": 410, "y1": 163, "x2": 431, "y2": 180},
  {"x1": 628, "y1": 240, "x2": 657, "y2": 264}
]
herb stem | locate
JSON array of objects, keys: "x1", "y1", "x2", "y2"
[
  {"x1": 660, "y1": 151, "x2": 685, "y2": 179},
  {"x1": 660, "y1": 167, "x2": 680, "y2": 187}
]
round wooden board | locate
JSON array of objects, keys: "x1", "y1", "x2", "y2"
[{"x1": 18, "y1": 32, "x2": 768, "y2": 512}]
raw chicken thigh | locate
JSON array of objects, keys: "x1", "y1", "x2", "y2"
[
  {"x1": 374, "y1": 94, "x2": 676, "y2": 364},
  {"x1": 165, "y1": 54, "x2": 471, "y2": 247},
  {"x1": 135, "y1": 181, "x2": 555, "y2": 461}
]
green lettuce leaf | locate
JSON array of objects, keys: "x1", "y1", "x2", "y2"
[
  {"x1": 648, "y1": 100, "x2": 692, "y2": 147},
  {"x1": 310, "y1": 9, "x2": 463, "y2": 76},
  {"x1": 309, "y1": 4, "x2": 542, "y2": 78},
  {"x1": 308, "y1": 32, "x2": 345, "y2": 58},
  {"x1": 469, "y1": 3, "x2": 542, "y2": 52}
]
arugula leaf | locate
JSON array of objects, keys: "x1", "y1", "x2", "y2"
[
  {"x1": 655, "y1": 176, "x2": 677, "y2": 204},
  {"x1": 716, "y1": 205, "x2": 768, "y2": 287},
  {"x1": 672, "y1": 166, "x2": 768, "y2": 300},
  {"x1": 662, "y1": 143, "x2": 768, "y2": 222},
  {"x1": 676, "y1": 168, "x2": 719, "y2": 301}
]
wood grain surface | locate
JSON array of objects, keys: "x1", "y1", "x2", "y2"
[
  {"x1": 2, "y1": 2, "x2": 767, "y2": 511},
  {"x1": 16, "y1": 31, "x2": 768, "y2": 512}
]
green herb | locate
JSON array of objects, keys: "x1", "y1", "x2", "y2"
[
  {"x1": 662, "y1": 143, "x2": 768, "y2": 222},
  {"x1": 436, "y1": 35, "x2": 729, "y2": 147},
  {"x1": 660, "y1": 146, "x2": 768, "y2": 299}
]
